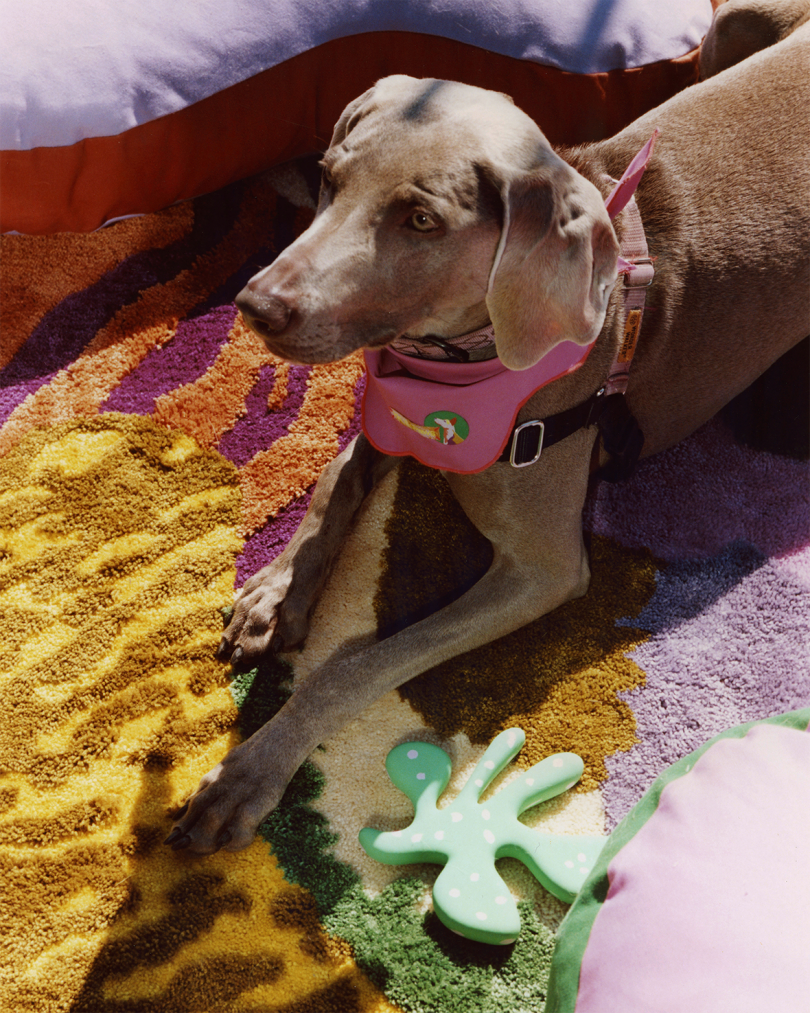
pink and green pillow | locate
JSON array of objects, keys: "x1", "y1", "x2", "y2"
[{"x1": 547, "y1": 708, "x2": 810, "y2": 1013}]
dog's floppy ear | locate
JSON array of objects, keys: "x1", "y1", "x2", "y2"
[{"x1": 486, "y1": 161, "x2": 619, "y2": 371}]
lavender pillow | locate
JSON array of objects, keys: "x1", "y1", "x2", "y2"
[{"x1": 1, "y1": 0, "x2": 711, "y2": 233}]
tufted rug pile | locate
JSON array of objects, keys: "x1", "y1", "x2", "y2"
[{"x1": 1, "y1": 163, "x2": 808, "y2": 1013}]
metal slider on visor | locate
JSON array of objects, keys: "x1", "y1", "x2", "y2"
[{"x1": 508, "y1": 419, "x2": 545, "y2": 467}]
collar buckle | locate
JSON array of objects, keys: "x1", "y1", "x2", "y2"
[
  {"x1": 508, "y1": 419, "x2": 545, "y2": 467},
  {"x1": 623, "y1": 256, "x2": 654, "y2": 288}
]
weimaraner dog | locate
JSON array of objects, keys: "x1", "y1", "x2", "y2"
[{"x1": 166, "y1": 0, "x2": 810, "y2": 854}]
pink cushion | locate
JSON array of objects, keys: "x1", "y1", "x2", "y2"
[{"x1": 575, "y1": 723, "x2": 810, "y2": 1012}]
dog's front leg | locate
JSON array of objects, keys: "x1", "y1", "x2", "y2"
[
  {"x1": 219, "y1": 433, "x2": 396, "y2": 665},
  {"x1": 166, "y1": 430, "x2": 595, "y2": 855}
]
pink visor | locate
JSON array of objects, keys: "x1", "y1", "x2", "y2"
[{"x1": 361, "y1": 336, "x2": 596, "y2": 473}]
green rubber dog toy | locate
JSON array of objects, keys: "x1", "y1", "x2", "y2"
[{"x1": 359, "y1": 727, "x2": 605, "y2": 945}]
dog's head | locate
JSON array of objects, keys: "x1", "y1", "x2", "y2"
[{"x1": 237, "y1": 76, "x2": 619, "y2": 369}]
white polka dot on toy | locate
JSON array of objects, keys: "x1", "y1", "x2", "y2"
[
  {"x1": 407, "y1": 749, "x2": 419, "y2": 759},
  {"x1": 481, "y1": 809, "x2": 491, "y2": 820},
  {"x1": 495, "y1": 896, "x2": 507, "y2": 905},
  {"x1": 411, "y1": 833, "x2": 423, "y2": 843},
  {"x1": 578, "y1": 853, "x2": 587, "y2": 862},
  {"x1": 476, "y1": 912, "x2": 488, "y2": 921},
  {"x1": 470, "y1": 873, "x2": 480, "y2": 882},
  {"x1": 553, "y1": 757, "x2": 564, "y2": 767},
  {"x1": 451, "y1": 812, "x2": 463, "y2": 822},
  {"x1": 449, "y1": 888, "x2": 460, "y2": 898},
  {"x1": 483, "y1": 830, "x2": 495, "y2": 844},
  {"x1": 416, "y1": 772, "x2": 426, "y2": 780},
  {"x1": 474, "y1": 778, "x2": 484, "y2": 787},
  {"x1": 565, "y1": 860, "x2": 574, "y2": 868},
  {"x1": 434, "y1": 830, "x2": 445, "y2": 840},
  {"x1": 525, "y1": 777, "x2": 534, "y2": 786},
  {"x1": 484, "y1": 760, "x2": 495, "y2": 769}
]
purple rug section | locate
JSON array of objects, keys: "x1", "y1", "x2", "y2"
[
  {"x1": 586, "y1": 416, "x2": 810, "y2": 828},
  {"x1": 584, "y1": 417, "x2": 810, "y2": 561},
  {"x1": 1, "y1": 364, "x2": 60, "y2": 427},
  {"x1": 103, "y1": 304, "x2": 238, "y2": 415},
  {"x1": 603, "y1": 547, "x2": 810, "y2": 829},
  {"x1": 235, "y1": 496, "x2": 311, "y2": 588},
  {"x1": 216, "y1": 362, "x2": 312, "y2": 469},
  {"x1": 234, "y1": 372, "x2": 367, "y2": 587}
]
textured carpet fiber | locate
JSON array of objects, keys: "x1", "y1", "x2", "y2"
[{"x1": 1, "y1": 163, "x2": 808, "y2": 1013}]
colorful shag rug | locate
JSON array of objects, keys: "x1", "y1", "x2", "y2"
[{"x1": 1, "y1": 163, "x2": 809, "y2": 1013}]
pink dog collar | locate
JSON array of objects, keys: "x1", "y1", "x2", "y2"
[
  {"x1": 603, "y1": 129, "x2": 658, "y2": 396},
  {"x1": 361, "y1": 133, "x2": 657, "y2": 474}
]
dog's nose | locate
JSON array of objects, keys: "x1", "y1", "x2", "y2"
[{"x1": 235, "y1": 285, "x2": 292, "y2": 337}]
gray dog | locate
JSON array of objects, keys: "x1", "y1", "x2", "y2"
[{"x1": 166, "y1": 0, "x2": 810, "y2": 855}]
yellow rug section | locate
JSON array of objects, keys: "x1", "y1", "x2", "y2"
[{"x1": 0, "y1": 414, "x2": 398, "y2": 1013}]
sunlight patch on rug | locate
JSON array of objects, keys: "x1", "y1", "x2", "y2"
[{"x1": 0, "y1": 415, "x2": 397, "y2": 1013}]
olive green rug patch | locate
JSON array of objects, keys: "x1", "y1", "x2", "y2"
[{"x1": 376, "y1": 459, "x2": 657, "y2": 790}]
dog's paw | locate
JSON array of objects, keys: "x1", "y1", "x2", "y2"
[
  {"x1": 218, "y1": 561, "x2": 310, "y2": 669},
  {"x1": 163, "y1": 741, "x2": 288, "y2": 855}
]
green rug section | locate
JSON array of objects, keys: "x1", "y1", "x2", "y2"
[
  {"x1": 233, "y1": 655, "x2": 560, "y2": 1013},
  {"x1": 326, "y1": 881, "x2": 556, "y2": 1013}
]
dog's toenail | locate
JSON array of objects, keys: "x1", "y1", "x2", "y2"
[
  {"x1": 215, "y1": 829, "x2": 233, "y2": 850},
  {"x1": 217, "y1": 638, "x2": 230, "y2": 660},
  {"x1": 231, "y1": 647, "x2": 245, "y2": 667},
  {"x1": 174, "y1": 802, "x2": 189, "y2": 819},
  {"x1": 171, "y1": 834, "x2": 192, "y2": 851},
  {"x1": 164, "y1": 828, "x2": 184, "y2": 846}
]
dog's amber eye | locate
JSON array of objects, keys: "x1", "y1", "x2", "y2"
[{"x1": 409, "y1": 211, "x2": 438, "y2": 232}]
